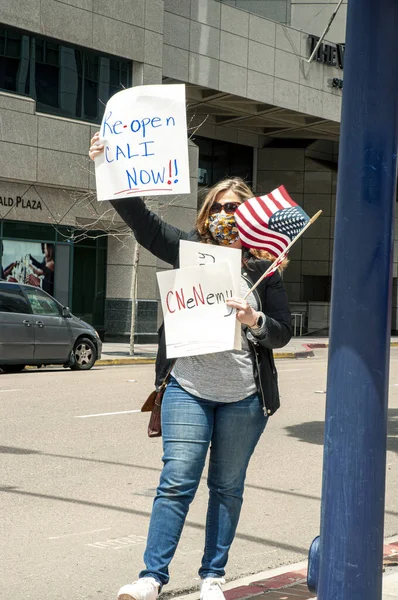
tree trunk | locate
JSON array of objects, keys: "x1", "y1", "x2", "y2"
[{"x1": 129, "y1": 242, "x2": 140, "y2": 355}]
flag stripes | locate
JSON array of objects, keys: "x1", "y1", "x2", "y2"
[{"x1": 235, "y1": 185, "x2": 310, "y2": 257}]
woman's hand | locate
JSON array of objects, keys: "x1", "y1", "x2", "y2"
[
  {"x1": 89, "y1": 132, "x2": 104, "y2": 161},
  {"x1": 226, "y1": 297, "x2": 259, "y2": 328}
]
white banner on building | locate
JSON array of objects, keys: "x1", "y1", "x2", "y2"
[
  {"x1": 179, "y1": 240, "x2": 242, "y2": 350},
  {"x1": 156, "y1": 262, "x2": 236, "y2": 359},
  {"x1": 95, "y1": 84, "x2": 190, "y2": 201}
]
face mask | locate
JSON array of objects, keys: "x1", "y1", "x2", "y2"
[{"x1": 207, "y1": 213, "x2": 240, "y2": 245}]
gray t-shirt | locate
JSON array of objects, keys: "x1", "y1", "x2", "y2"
[{"x1": 171, "y1": 277, "x2": 266, "y2": 402}]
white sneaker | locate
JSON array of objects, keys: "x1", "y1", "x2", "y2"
[
  {"x1": 200, "y1": 577, "x2": 226, "y2": 600},
  {"x1": 118, "y1": 577, "x2": 160, "y2": 600}
]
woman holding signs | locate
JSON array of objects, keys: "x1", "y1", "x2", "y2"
[{"x1": 89, "y1": 133, "x2": 292, "y2": 600}]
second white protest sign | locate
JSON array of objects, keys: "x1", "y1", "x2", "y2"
[
  {"x1": 179, "y1": 240, "x2": 242, "y2": 350},
  {"x1": 156, "y1": 262, "x2": 236, "y2": 359}
]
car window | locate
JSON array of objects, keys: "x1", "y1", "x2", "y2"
[
  {"x1": 0, "y1": 284, "x2": 31, "y2": 314},
  {"x1": 25, "y1": 288, "x2": 61, "y2": 317}
]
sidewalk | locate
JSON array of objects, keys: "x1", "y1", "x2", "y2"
[
  {"x1": 96, "y1": 337, "x2": 330, "y2": 366},
  {"x1": 173, "y1": 538, "x2": 398, "y2": 600},
  {"x1": 96, "y1": 336, "x2": 398, "y2": 366}
]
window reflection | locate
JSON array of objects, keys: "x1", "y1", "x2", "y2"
[
  {"x1": 0, "y1": 25, "x2": 132, "y2": 122},
  {"x1": 193, "y1": 136, "x2": 253, "y2": 189}
]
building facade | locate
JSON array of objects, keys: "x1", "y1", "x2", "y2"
[{"x1": 1, "y1": 0, "x2": 395, "y2": 339}]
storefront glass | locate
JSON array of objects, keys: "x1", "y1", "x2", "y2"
[
  {"x1": 193, "y1": 136, "x2": 254, "y2": 192},
  {"x1": 0, "y1": 220, "x2": 107, "y2": 337},
  {"x1": 1, "y1": 240, "x2": 55, "y2": 295}
]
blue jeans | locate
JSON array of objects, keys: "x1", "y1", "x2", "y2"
[{"x1": 139, "y1": 377, "x2": 267, "y2": 586}]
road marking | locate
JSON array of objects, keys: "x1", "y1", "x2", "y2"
[
  {"x1": 86, "y1": 534, "x2": 147, "y2": 550},
  {"x1": 128, "y1": 379, "x2": 137, "y2": 382},
  {"x1": 75, "y1": 409, "x2": 142, "y2": 418},
  {"x1": 0, "y1": 389, "x2": 22, "y2": 393},
  {"x1": 49, "y1": 527, "x2": 112, "y2": 540}
]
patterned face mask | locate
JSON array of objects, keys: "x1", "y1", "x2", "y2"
[{"x1": 207, "y1": 213, "x2": 240, "y2": 245}]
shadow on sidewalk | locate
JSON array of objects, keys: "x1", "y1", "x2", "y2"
[{"x1": 284, "y1": 408, "x2": 398, "y2": 454}]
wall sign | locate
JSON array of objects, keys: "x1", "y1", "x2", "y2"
[
  {"x1": 308, "y1": 34, "x2": 345, "y2": 69},
  {"x1": 0, "y1": 195, "x2": 42, "y2": 210}
]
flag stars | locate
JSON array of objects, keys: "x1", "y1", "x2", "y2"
[{"x1": 235, "y1": 185, "x2": 311, "y2": 254}]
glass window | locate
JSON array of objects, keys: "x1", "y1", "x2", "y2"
[
  {"x1": 34, "y1": 39, "x2": 60, "y2": 110},
  {"x1": 303, "y1": 275, "x2": 331, "y2": 302},
  {"x1": 83, "y1": 52, "x2": 99, "y2": 120},
  {"x1": 0, "y1": 283, "x2": 31, "y2": 313},
  {"x1": 0, "y1": 28, "x2": 30, "y2": 94},
  {"x1": 53, "y1": 244, "x2": 70, "y2": 307},
  {"x1": 25, "y1": 287, "x2": 61, "y2": 316},
  {"x1": 194, "y1": 136, "x2": 254, "y2": 189},
  {"x1": 0, "y1": 24, "x2": 132, "y2": 123},
  {"x1": 2, "y1": 220, "x2": 56, "y2": 241}
]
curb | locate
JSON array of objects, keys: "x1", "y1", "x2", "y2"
[
  {"x1": 96, "y1": 347, "x2": 320, "y2": 366},
  {"x1": 96, "y1": 352, "x2": 312, "y2": 365},
  {"x1": 305, "y1": 343, "x2": 329, "y2": 349},
  {"x1": 96, "y1": 357, "x2": 156, "y2": 366},
  {"x1": 96, "y1": 339, "x2": 398, "y2": 365},
  {"x1": 172, "y1": 538, "x2": 398, "y2": 600},
  {"x1": 274, "y1": 350, "x2": 314, "y2": 359},
  {"x1": 222, "y1": 541, "x2": 398, "y2": 600}
]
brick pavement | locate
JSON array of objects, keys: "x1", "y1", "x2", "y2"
[{"x1": 221, "y1": 542, "x2": 398, "y2": 600}]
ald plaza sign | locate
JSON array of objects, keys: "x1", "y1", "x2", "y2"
[{"x1": 0, "y1": 194, "x2": 43, "y2": 210}]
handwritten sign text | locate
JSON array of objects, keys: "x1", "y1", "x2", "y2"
[
  {"x1": 157, "y1": 262, "x2": 236, "y2": 358},
  {"x1": 95, "y1": 84, "x2": 190, "y2": 200}
]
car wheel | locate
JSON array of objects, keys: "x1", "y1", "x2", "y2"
[
  {"x1": 0, "y1": 364, "x2": 26, "y2": 374},
  {"x1": 70, "y1": 337, "x2": 97, "y2": 370}
]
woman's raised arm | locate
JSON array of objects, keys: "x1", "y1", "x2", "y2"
[{"x1": 89, "y1": 133, "x2": 190, "y2": 266}]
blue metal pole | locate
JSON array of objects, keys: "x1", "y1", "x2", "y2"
[{"x1": 315, "y1": 0, "x2": 398, "y2": 598}]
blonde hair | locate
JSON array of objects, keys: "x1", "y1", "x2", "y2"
[{"x1": 195, "y1": 177, "x2": 288, "y2": 270}]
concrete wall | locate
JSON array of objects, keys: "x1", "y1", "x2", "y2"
[
  {"x1": 0, "y1": 0, "x2": 164, "y2": 195},
  {"x1": 291, "y1": 0, "x2": 347, "y2": 42},
  {"x1": 163, "y1": 0, "x2": 342, "y2": 123},
  {"x1": 257, "y1": 140, "x2": 336, "y2": 332},
  {"x1": 256, "y1": 140, "x2": 398, "y2": 334},
  {"x1": 0, "y1": 0, "x2": 345, "y2": 197},
  {"x1": 0, "y1": 0, "x2": 163, "y2": 63},
  {"x1": 0, "y1": 0, "x2": 350, "y2": 338},
  {"x1": 215, "y1": 0, "x2": 291, "y2": 24}
]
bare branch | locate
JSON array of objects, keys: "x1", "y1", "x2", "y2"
[{"x1": 187, "y1": 114, "x2": 209, "y2": 137}]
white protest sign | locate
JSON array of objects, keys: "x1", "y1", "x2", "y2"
[
  {"x1": 179, "y1": 240, "x2": 242, "y2": 350},
  {"x1": 157, "y1": 262, "x2": 236, "y2": 359},
  {"x1": 95, "y1": 84, "x2": 190, "y2": 201}
]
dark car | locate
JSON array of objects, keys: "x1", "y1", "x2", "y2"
[{"x1": 0, "y1": 280, "x2": 102, "y2": 373}]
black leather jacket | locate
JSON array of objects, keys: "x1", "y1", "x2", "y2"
[{"x1": 111, "y1": 197, "x2": 292, "y2": 415}]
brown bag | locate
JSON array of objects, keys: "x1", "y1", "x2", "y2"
[
  {"x1": 141, "y1": 388, "x2": 164, "y2": 438},
  {"x1": 141, "y1": 364, "x2": 175, "y2": 438}
]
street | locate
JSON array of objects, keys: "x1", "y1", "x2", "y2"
[{"x1": 1, "y1": 349, "x2": 398, "y2": 600}]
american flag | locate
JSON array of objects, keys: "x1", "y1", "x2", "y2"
[
  {"x1": 264, "y1": 250, "x2": 288, "y2": 278},
  {"x1": 235, "y1": 185, "x2": 310, "y2": 257}
]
